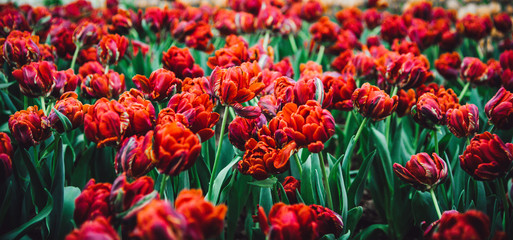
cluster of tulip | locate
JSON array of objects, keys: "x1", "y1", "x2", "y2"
[{"x1": 1, "y1": 0, "x2": 513, "y2": 239}]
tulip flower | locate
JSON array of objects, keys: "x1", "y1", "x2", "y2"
[
  {"x1": 72, "y1": 21, "x2": 100, "y2": 47},
  {"x1": 12, "y1": 61, "x2": 56, "y2": 98},
  {"x1": 2, "y1": 30, "x2": 40, "y2": 68},
  {"x1": 281, "y1": 176, "x2": 300, "y2": 203},
  {"x1": 109, "y1": 175, "x2": 157, "y2": 218},
  {"x1": 310, "y1": 204, "x2": 344, "y2": 238},
  {"x1": 446, "y1": 104, "x2": 479, "y2": 138},
  {"x1": 460, "y1": 132, "x2": 513, "y2": 181},
  {"x1": 435, "y1": 52, "x2": 461, "y2": 81},
  {"x1": 9, "y1": 106, "x2": 51, "y2": 149},
  {"x1": 175, "y1": 189, "x2": 227, "y2": 239},
  {"x1": 381, "y1": 15, "x2": 407, "y2": 44},
  {"x1": 81, "y1": 71, "x2": 126, "y2": 99},
  {"x1": 74, "y1": 179, "x2": 112, "y2": 226},
  {"x1": 352, "y1": 83, "x2": 398, "y2": 121},
  {"x1": 48, "y1": 92, "x2": 85, "y2": 133},
  {"x1": 115, "y1": 131, "x2": 156, "y2": 178},
  {"x1": 162, "y1": 46, "x2": 204, "y2": 79},
  {"x1": 130, "y1": 199, "x2": 188, "y2": 240},
  {"x1": 98, "y1": 34, "x2": 128, "y2": 66},
  {"x1": 132, "y1": 69, "x2": 182, "y2": 102},
  {"x1": 424, "y1": 210, "x2": 491, "y2": 240},
  {"x1": 153, "y1": 122, "x2": 201, "y2": 176},
  {"x1": 393, "y1": 153, "x2": 448, "y2": 191},
  {"x1": 65, "y1": 217, "x2": 119, "y2": 240},
  {"x1": 485, "y1": 87, "x2": 513, "y2": 130},
  {"x1": 460, "y1": 57, "x2": 487, "y2": 85},
  {"x1": 118, "y1": 89, "x2": 156, "y2": 137},
  {"x1": 83, "y1": 98, "x2": 130, "y2": 148},
  {"x1": 228, "y1": 115, "x2": 266, "y2": 151},
  {"x1": 50, "y1": 69, "x2": 79, "y2": 98},
  {"x1": 493, "y1": 13, "x2": 512, "y2": 34},
  {"x1": 457, "y1": 14, "x2": 491, "y2": 41}
]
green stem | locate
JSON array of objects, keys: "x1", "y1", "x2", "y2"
[
  {"x1": 159, "y1": 175, "x2": 169, "y2": 199},
  {"x1": 40, "y1": 97, "x2": 46, "y2": 114},
  {"x1": 354, "y1": 117, "x2": 369, "y2": 144},
  {"x1": 23, "y1": 96, "x2": 28, "y2": 109},
  {"x1": 294, "y1": 153, "x2": 303, "y2": 176},
  {"x1": 466, "y1": 137, "x2": 471, "y2": 146},
  {"x1": 318, "y1": 153, "x2": 333, "y2": 209},
  {"x1": 206, "y1": 105, "x2": 230, "y2": 202},
  {"x1": 430, "y1": 188, "x2": 442, "y2": 218},
  {"x1": 70, "y1": 44, "x2": 81, "y2": 71},
  {"x1": 458, "y1": 82, "x2": 470, "y2": 101},
  {"x1": 496, "y1": 178, "x2": 511, "y2": 234},
  {"x1": 385, "y1": 86, "x2": 398, "y2": 142},
  {"x1": 433, "y1": 129, "x2": 439, "y2": 156},
  {"x1": 288, "y1": 34, "x2": 298, "y2": 53},
  {"x1": 104, "y1": 65, "x2": 110, "y2": 75},
  {"x1": 316, "y1": 45, "x2": 325, "y2": 64},
  {"x1": 262, "y1": 31, "x2": 270, "y2": 51}
]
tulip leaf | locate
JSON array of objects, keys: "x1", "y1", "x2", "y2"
[
  {"x1": 48, "y1": 138, "x2": 64, "y2": 240},
  {"x1": 0, "y1": 180, "x2": 13, "y2": 227},
  {"x1": 0, "y1": 81, "x2": 15, "y2": 89},
  {"x1": 259, "y1": 188, "x2": 273, "y2": 214},
  {"x1": 0, "y1": 190, "x2": 53, "y2": 240},
  {"x1": 57, "y1": 186, "x2": 81, "y2": 240},
  {"x1": 277, "y1": 182, "x2": 290, "y2": 205},
  {"x1": 0, "y1": 90, "x2": 17, "y2": 114},
  {"x1": 347, "y1": 150, "x2": 377, "y2": 208},
  {"x1": 313, "y1": 170, "x2": 325, "y2": 207},
  {"x1": 328, "y1": 153, "x2": 346, "y2": 215},
  {"x1": 371, "y1": 127, "x2": 394, "y2": 192},
  {"x1": 209, "y1": 156, "x2": 240, "y2": 204},
  {"x1": 52, "y1": 107, "x2": 73, "y2": 132},
  {"x1": 353, "y1": 223, "x2": 388, "y2": 240},
  {"x1": 346, "y1": 206, "x2": 363, "y2": 236},
  {"x1": 301, "y1": 154, "x2": 315, "y2": 204},
  {"x1": 411, "y1": 191, "x2": 436, "y2": 226},
  {"x1": 341, "y1": 136, "x2": 356, "y2": 184},
  {"x1": 248, "y1": 176, "x2": 277, "y2": 188},
  {"x1": 71, "y1": 143, "x2": 95, "y2": 189},
  {"x1": 21, "y1": 148, "x2": 48, "y2": 210}
]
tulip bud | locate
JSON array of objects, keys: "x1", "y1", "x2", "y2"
[
  {"x1": 73, "y1": 21, "x2": 100, "y2": 47},
  {"x1": 412, "y1": 93, "x2": 444, "y2": 129},
  {"x1": 115, "y1": 131, "x2": 155, "y2": 178},
  {"x1": 109, "y1": 174, "x2": 157, "y2": 218},
  {"x1": 98, "y1": 34, "x2": 128, "y2": 66},
  {"x1": 9, "y1": 106, "x2": 51, "y2": 149},
  {"x1": 460, "y1": 132, "x2": 513, "y2": 181},
  {"x1": 310, "y1": 204, "x2": 344, "y2": 238},
  {"x1": 393, "y1": 153, "x2": 448, "y2": 191},
  {"x1": 485, "y1": 87, "x2": 513, "y2": 130},
  {"x1": 12, "y1": 61, "x2": 56, "y2": 98},
  {"x1": 351, "y1": 83, "x2": 398, "y2": 121},
  {"x1": 48, "y1": 92, "x2": 85, "y2": 133},
  {"x1": 281, "y1": 176, "x2": 300, "y2": 203},
  {"x1": 446, "y1": 104, "x2": 479, "y2": 138},
  {"x1": 266, "y1": 203, "x2": 319, "y2": 239}
]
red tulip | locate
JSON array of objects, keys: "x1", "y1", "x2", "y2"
[
  {"x1": 74, "y1": 179, "x2": 113, "y2": 226},
  {"x1": 3, "y1": 30, "x2": 40, "y2": 68},
  {"x1": 98, "y1": 34, "x2": 128, "y2": 66},
  {"x1": 162, "y1": 46, "x2": 204, "y2": 79},
  {"x1": 446, "y1": 104, "x2": 479, "y2": 138},
  {"x1": 118, "y1": 89, "x2": 156, "y2": 137},
  {"x1": 81, "y1": 71, "x2": 126, "y2": 99},
  {"x1": 281, "y1": 176, "x2": 300, "y2": 203},
  {"x1": 494, "y1": 13, "x2": 512, "y2": 34},
  {"x1": 485, "y1": 87, "x2": 513, "y2": 130},
  {"x1": 228, "y1": 115, "x2": 266, "y2": 151},
  {"x1": 109, "y1": 174, "x2": 157, "y2": 217},
  {"x1": 363, "y1": 8, "x2": 382, "y2": 30},
  {"x1": 310, "y1": 204, "x2": 344, "y2": 238},
  {"x1": 424, "y1": 210, "x2": 490, "y2": 240},
  {"x1": 300, "y1": 0, "x2": 323, "y2": 22},
  {"x1": 84, "y1": 98, "x2": 129, "y2": 147},
  {"x1": 72, "y1": 21, "x2": 101, "y2": 47},
  {"x1": 130, "y1": 199, "x2": 188, "y2": 240},
  {"x1": 175, "y1": 189, "x2": 227, "y2": 239},
  {"x1": 50, "y1": 69, "x2": 79, "y2": 99},
  {"x1": 48, "y1": 92, "x2": 85, "y2": 133},
  {"x1": 460, "y1": 132, "x2": 513, "y2": 181},
  {"x1": 393, "y1": 153, "x2": 448, "y2": 191},
  {"x1": 211, "y1": 65, "x2": 265, "y2": 106},
  {"x1": 381, "y1": 15, "x2": 407, "y2": 44},
  {"x1": 12, "y1": 61, "x2": 56, "y2": 98},
  {"x1": 65, "y1": 217, "x2": 119, "y2": 240},
  {"x1": 115, "y1": 131, "x2": 155, "y2": 178},
  {"x1": 435, "y1": 52, "x2": 461, "y2": 81},
  {"x1": 460, "y1": 57, "x2": 487, "y2": 84},
  {"x1": 457, "y1": 14, "x2": 490, "y2": 41},
  {"x1": 352, "y1": 83, "x2": 398, "y2": 121},
  {"x1": 412, "y1": 93, "x2": 444, "y2": 129},
  {"x1": 9, "y1": 106, "x2": 51, "y2": 149},
  {"x1": 310, "y1": 16, "x2": 340, "y2": 43}
]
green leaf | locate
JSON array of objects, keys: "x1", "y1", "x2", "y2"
[
  {"x1": 0, "y1": 81, "x2": 15, "y2": 89},
  {"x1": 21, "y1": 148, "x2": 48, "y2": 210},
  {"x1": 117, "y1": 191, "x2": 158, "y2": 219},
  {"x1": 277, "y1": 182, "x2": 290, "y2": 205},
  {"x1": 209, "y1": 156, "x2": 240, "y2": 204},
  {"x1": 249, "y1": 176, "x2": 278, "y2": 188},
  {"x1": 313, "y1": 170, "x2": 325, "y2": 207},
  {"x1": 52, "y1": 107, "x2": 73, "y2": 132},
  {"x1": 57, "y1": 186, "x2": 81, "y2": 240},
  {"x1": 411, "y1": 191, "x2": 437, "y2": 226},
  {"x1": 48, "y1": 138, "x2": 64, "y2": 240},
  {"x1": 353, "y1": 224, "x2": 388, "y2": 240},
  {"x1": 301, "y1": 154, "x2": 315, "y2": 204},
  {"x1": 0, "y1": 90, "x2": 17, "y2": 114},
  {"x1": 370, "y1": 127, "x2": 394, "y2": 192},
  {"x1": 0, "y1": 190, "x2": 53, "y2": 240},
  {"x1": 346, "y1": 206, "x2": 363, "y2": 236},
  {"x1": 347, "y1": 150, "x2": 377, "y2": 208},
  {"x1": 259, "y1": 188, "x2": 273, "y2": 214},
  {"x1": 341, "y1": 136, "x2": 356, "y2": 184}
]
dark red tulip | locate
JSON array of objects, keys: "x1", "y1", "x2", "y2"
[
  {"x1": 494, "y1": 13, "x2": 512, "y2": 34},
  {"x1": 48, "y1": 92, "x2": 85, "y2": 133},
  {"x1": 84, "y1": 98, "x2": 129, "y2": 148},
  {"x1": 381, "y1": 15, "x2": 407, "y2": 44},
  {"x1": 81, "y1": 71, "x2": 126, "y2": 99},
  {"x1": 12, "y1": 61, "x2": 56, "y2": 98},
  {"x1": 281, "y1": 176, "x2": 300, "y2": 203},
  {"x1": 485, "y1": 87, "x2": 513, "y2": 130},
  {"x1": 115, "y1": 131, "x2": 155, "y2": 178},
  {"x1": 9, "y1": 106, "x2": 51, "y2": 149},
  {"x1": 65, "y1": 217, "x2": 119, "y2": 240},
  {"x1": 118, "y1": 89, "x2": 156, "y2": 137},
  {"x1": 424, "y1": 210, "x2": 490, "y2": 240},
  {"x1": 435, "y1": 52, "x2": 461, "y2": 81},
  {"x1": 393, "y1": 153, "x2": 448, "y2": 191},
  {"x1": 98, "y1": 34, "x2": 128, "y2": 66},
  {"x1": 446, "y1": 104, "x2": 479, "y2": 138},
  {"x1": 130, "y1": 199, "x2": 187, "y2": 240},
  {"x1": 352, "y1": 83, "x2": 398, "y2": 121},
  {"x1": 74, "y1": 179, "x2": 112, "y2": 226},
  {"x1": 162, "y1": 46, "x2": 204, "y2": 79},
  {"x1": 228, "y1": 115, "x2": 266, "y2": 151}
]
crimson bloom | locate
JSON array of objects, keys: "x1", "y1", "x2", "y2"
[
  {"x1": 412, "y1": 93, "x2": 443, "y2": 129},
  {"x1": 460, "y1": 132, "x2": 513, "y2": 181},
  {"x1": 310, "y1": 205, "x2": 344, "y2": 238},
  {"x1": 130, "y1": 199, "x2": 188, "y2": 240},
  {"x1": 118, "y1": 89, "x2": 156, "y2": 137},
  {"x1": 460, "y1": 57, "x2": 487, "y2": 84},
  {"x1": 381, "y1": 14, "x2": 407, "y2": 44},
  {"x1": 132, "y1": 68, "x2": 182, "y2": 102},
  {"x1": 281, "y1": 176, "x2": 300, "y2": 203},
  {"x1": 115, "y1": 131, "x2": 155, "y2": 178},
  {"x1": 351, "y1": 83, "x2": 398, "y2": 121},
  {"x1": 435, "y1": 52, "x2": 461, "y2": 81},
  {"x1": 12, "y1": 61, "x2": 56, "y2": 98},
  {"x1": 98, "y1": 34, "x2": 128, "y2": 66},
  {"x1": 162, "y1": 46, "x2": 204, "y2": 79},
  {"x1": 72, "y1": 21, "x2": 101, "y2": 47},
  {"x1": 494, "y1": 13, "x2": 512, "y2": 34},
  {"x1": 50, "y1": 69, "x2": 79, "y2": 98},
  {"x1": 424, "y1": 210, "x2": 491, "y2": 240},
  {"x1": 84, "y1": 98, "x2": 129, "y2": 148},
  {"x1": 2, "y1": 30, "x2": 40, "y2": 68},
  {"x1": 175, "y1": 189, "x2": 227, "y2": 239},
  {"x1": 485, "y1": 87, "x2": 513, "y2": 130},
  {"x1": 0, "y1": 132, "x2": 13, "y2": 184},
  {"x1": 74, "y1": 179, "x2": 113, "y2": 226},
  {"x1": 228, "y1": 115, "x2": 266, "y2": 151},
  {"x1": 446, "y1": 104, "x2": 479, "y2": 138},
  {"x1": 153, "y1": 122, "x2": 201, "y2": 176},
  {"x1": 385, "y1": 53, "x2": 433, "y2": 89},
  {"x1": 81, "y1": 71, "x2": 126, "y2": 99},
  {"x1": 9, "y1": 106, "x2": 51, "y2": 149},
  {"x1": 457, "y1": 14, "x2": 491, "y2": 41},
  {"x1": 310, "y1": 16, "x2": 340, "y2": 43},
  {"x1": 65, "y1": 217, "x2": 119, "y2": 240},
  {"x1": 393, "y1": 153, "x2": 448, "y2": 191},
  {"x1": 109, "y1": 174, "x2": 157, "y2": 217},
  {"x1": 48, "y1": 92, "x2": 85, "y2": 133}
]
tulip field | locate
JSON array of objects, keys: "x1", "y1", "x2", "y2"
[{"x1": 2, "y1": 0, "x2": 513, "y2": 239}]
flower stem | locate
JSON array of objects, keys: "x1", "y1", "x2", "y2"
[
  {"x1": 24, "y1": 96, "x2": 28, "y2": 109},
  {"x1": 496, "y1": 178, "x2": 511, "y2": 231},
  {"x1": 430, "y1": 188, "x2": 442, "y2": 218},
  {"x1": 207, "y1": 105, "x2": 230, "y2": 202},
  {"x1": 433, "y1": 129, "x2": 439, "y2": 156},
  {"x1": 316, "y1": 45, "x2": 325, "y2": 65},
  {"x1": 262, "y1": 31, "x2": 270, "y2": 51},
  {"x1": 294, "y1": 153, "x2": 303, "y2": 176},
  {"x1": 159, "y1": 174, "x2": 169, "y2": 198},
  {"x1": 288, "y1": 34, "x2": 298, "y2": 53},
  {"x1": 70, "y1": 44, "x2": 81, "y2": 71},
  {"x1": 354, "y1": 117, "x2": 369, "y2": 144},
  {"x1": 318, "y1": 152, "x2": 333, "y2": 209},
  {"x1": 385, "y1": 86, "x2": 398, "y2": 142},
  {"x1": 458, "y1": 82, "x2": 470, "y2": 101},
  {"x1": 40, "y1": 97, "x2": 46, "y2": 114}
]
